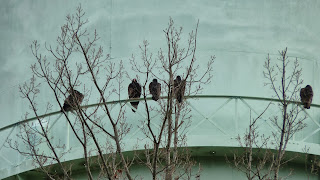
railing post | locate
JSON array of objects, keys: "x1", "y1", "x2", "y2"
[
  {"x1": 66, "y1": 114, "x2": 70, "y2": 150},
  {"x1": 235, "y1": 97, "x2": 238, "y2": 134}
]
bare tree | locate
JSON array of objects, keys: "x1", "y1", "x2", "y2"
[
  {"x1": 9, "y1": 5, "x2": 133, "y2": 180},
  {"x1": 230, "y1": 48, "x2": 307, "y2": 180},
  {"x1": 264, "y1": 48, "x2": 306, "y2": 179},
  {"x1": 130, "y1": 18, "x2": 214, "y2": 180},
  {"x1": 8, "y1": 6, "x2": 214, "y2": 180},
  {"x1": 229, "y1": 107, "x2": 275, "y2": 180}
]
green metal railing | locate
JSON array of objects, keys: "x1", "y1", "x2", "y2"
[
  {"x1": 0, "y1": 95, "x2": 316, "y2": 132},
  {"x1": 0, "y1": 94, "x2": 320, "y2": 179}
]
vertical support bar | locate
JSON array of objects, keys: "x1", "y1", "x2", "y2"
[
  {"x1": 291, "y1": 104, "x2": 296, "y2": 141},
  {"x1": 235, "y1": 98, "x2": 238, "y2": 134},
  {"x1": 17, "y1": 174, "x2": 23, "y2": 180},
  {"x1": 66, "y1": 113, "x2": 70, "y2": 150},
  {"x1": 16, "y1": 126, "x2": 21, "y2": 167},
  {"x1": 0, "y1": 126, "x2": 16, "y2": 151}
]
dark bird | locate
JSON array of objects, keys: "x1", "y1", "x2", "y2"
[
  {"x1": 149, "y1": 79, "x2": 161, "y2": 101},
  {"x1": 174, "y1": 76, "x2": 185, "y2": 103},
  {"x1": 62, "y1": 89, "x2": 84, "y2": 112},
  {"x1": 300, "y1": 85, "x2": 313, "y2": 109},
  {"x1": 128, "y1": 79, "x2": 141, "y2": 112}
]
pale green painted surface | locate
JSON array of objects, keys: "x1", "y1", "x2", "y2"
[{"x1": 1, "y1": 0, "x2": 320, "y2": 179}]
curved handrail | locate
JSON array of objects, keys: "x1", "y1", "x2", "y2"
[
  {"x1": 0, "y1": 94, "x2": 319, "y2": 179},
  {"x1": 0, "y1": 95, "x2": 316, "y2": 132}
]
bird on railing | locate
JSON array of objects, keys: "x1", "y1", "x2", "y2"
[
  {"x1": 174, "y1": 76, "x2": 185, "y2": 103},
  {"x1": 128, "y1": 79, "x2": 141, "y2": 112},
  {"x1": 300, "y1": 85, "x2": 313, "y2": 109},
  {"x1": 61, "y1": 89, "x2": 84, "y2": 112},
  {"x1": 149, "y1": 79, "x2": 161, "y2": 101}
]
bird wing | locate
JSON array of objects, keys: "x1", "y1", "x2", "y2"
[
  {"x1": 174, "y1": 79, "x2": 178, "y2": 88},
  {"x1": 137, "y1": 83, "x2": 142, "y2": 97},
  {"x1": 75, "y1": 91, "x2": 84, "y2": 103},
  {"x1": 306, "y1": 87, "x2": 313, "y2": 103},
  {"x1": 300, "y1": 88, "x2": 307, "y2": 101},
  {"x1": 129, "y1": 83, "x2": 142, "y2": 98},
  {"x1": 181, "y1": 80, "x2": 186, "y2": 93},
  {"x1": 149, "y1": 82, "x2": 152, "y2": 94},
  {"x1": 157, "y1": 83, "x2": 161, "y2": 97},
  {"x1": 300, "y1": 88, "x2": 304, "y2": 97},
  {"x1": 128, "y1": 84, "x2": 134, "y2": 98},
  {"x1": 306, "y1": 88, "x2": 313, "y2": 96},
  {"x1": 66, "y1": 95, "x2": 74, "y2": 104}
]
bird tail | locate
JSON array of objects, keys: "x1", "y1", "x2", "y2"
[
  {"x1": 152, "y1": 96, "x2": 159, "y2": 101},
  {"x1": 130, "y1": 102, "x2": 139, "y2": 112},
  {"x1": 307, "y1": 103, "x2": 311, "y2": 109}
]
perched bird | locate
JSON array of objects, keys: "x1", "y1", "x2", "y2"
[
  {"x1": 149, "y1": 79, "x2": 161, "y2": 101},
  {"x1": 62, "y1": 89, "x2": 84, "y2": 112},
  {"x1": 128, "y1": 79, "x2": 141, "y2": 112},
  {"x1": 174, "y1": 76, "x2": 185, "y2": 103},
  {"x1": 300, "y1": 85, "x2": 313, "y2": 109}
]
